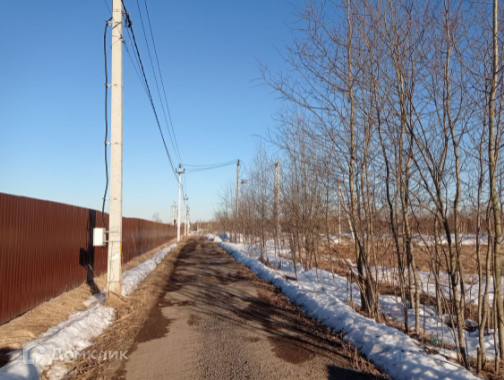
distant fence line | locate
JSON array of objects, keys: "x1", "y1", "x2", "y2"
[{"x1": 0, "y1": 192, "x2": 178, "y2": 325}]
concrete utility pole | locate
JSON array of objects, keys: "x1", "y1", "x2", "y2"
[
  {"x1": 184, "y1": 195, "x2": 189, "y2": 235},
  {"x1": 274, "y1": 159, "x2": 280, "y2": 252},
  {"x1": 186, "y1": 206, "x2": 190, "y2": 235},
  {"x1": 107, "y1": 0, "x2": 123, "y2": 295},
  {"x1": 235, "y1": 159, "x2": 240, "y2": 242},
  {"x1": 171, "y1": 202, "x2": 177, "y2": 224},
  {"x1": 177, "y1": 165, "x2": 184, "y2": 242}
]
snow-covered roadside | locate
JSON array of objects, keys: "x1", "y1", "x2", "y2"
[
  {"x1": 326, "y1": 235, "x2": 502, "y2": 307},
  {"x1": 122, "y1": 245, "x2": 175, "y2": 296},
  {"x1": 0, "y1": 243, "x2": 176, "y2": 380},
  {"x1": 219, "y1": 241, "x2": 481, "y2": 380},
  {"x1": 359, "y1": 262, "x2": 500, "y2": 308},
  {"x1": 206, "y1": 232, "x2": 230, "y2": 243},
  {"x1": 412, "y1": 234, "x2": 492, "y2": 247},
  {"x1": 206, "y1": 233, "x2": 222, "y2": 243},
  {"x1": 289, "y1": 244, "x2": 497, "y2": 360}
]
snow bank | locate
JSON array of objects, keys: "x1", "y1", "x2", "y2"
[
  {"x1": 0, "y1": 244, "x2": 176, "y2": 380},
  {"x1": 0, "y1": 306, "x2": 114, "y2": 380},
  {"x1": 361, "y1": 259, "x2": 501, "y2": 310},
  {"x1": 340, "y1": 262, "x2": 497, "y2": 360},
  {"x1": 122, "y1": 244, "x2": 175, "y2": 296},
  {"x1": 205, "y1": 233, "x2": 222, "y2": 243},
  {"x1": 219, "y1": 241, "x2": 481, "y2": 380},
  {"x1": 412, "y1": 234, "x2": 491, "y2": 247}
]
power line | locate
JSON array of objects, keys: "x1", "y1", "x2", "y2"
[
  {"x1": 180, "y1": 159, "x2": 238, "y2": 205},
  {"x1": 120, "y1": 0, "x2": 179, "y2": 183},
  {"x1": 104, "y1": 0, "x2": 186, "y2": 206},
  {"x1": 141, "y1": 0, "x2": 183, "y2": 164},
  {"x1": 124, "y1": 33, "x2": 149, "y2": 96},
  {"x1": 102, "y1": 18, "x2": 111, "y2": 226},
  {"x1": 184, "y1": 161, "x2": 238, "y2": 173},
  {"x1": 135, "y1": 0, "x2": 182, "y2": 165},
  {"x1": 185, "y1": 167, "x2": 236, "y2": 173},
  {"x1": 101, "y1": 0, "x2": 111, "y2": 12},
  {"x1": 182, "y1": 159, "x2": 238, "y2": 168},
  {"x1": 182, "y1": 160, "x2": 236, "y2": 170},
  {"x1": 100, "y1": 0, "x2": 149, "y2": 96}
]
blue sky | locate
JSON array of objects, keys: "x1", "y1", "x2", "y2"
[{"x1": 0, "y1": 0, "x2": 303, "y2": 222}]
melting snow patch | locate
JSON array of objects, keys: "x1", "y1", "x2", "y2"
[
  {"x1": 0, "y1": 243, "x2": 176, "y2": 380},
  {"x1": 206, "y1": 234, "x2": 222, "y2": 243},
  {"x1": 219, "y1": 241, "x2": 481, "y2": 380},
  {"x1": 0, "y1": 305, "x2": 114, "y2": 380},
  {"x1": 122, "y1": 244, "x2": 175, "y2": 296}
]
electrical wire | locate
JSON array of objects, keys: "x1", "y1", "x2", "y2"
[
  {"x1": 182, "y1": 160, "x2": 237, "y2": 169},
  {"x1": 101, "y1": 0, "x2": 111, "y2": 12},
  {"x1": 184, "y1": 160, "x2": 238, "y2": 174},
  {"x1": 185, "y1": 167, "x2": 236, "y2": 173},
  {"x1": 182, "y1": 160, "x2": 237, "y2": 168},
  {"x1": 141, "y1": 0, "x2": 183, "y2": 164},
  {"x1": 124, "y1": 39, "x2": 149, "y2": 96},
  {"x1": 100, "y1": 0, "x2": 149, "y2": 97},
  {"x1": 121, "y1": 0, "x2": 179, "y2": 183},
  {"x1": 102, "y1": 18, "x2": 111, "y2": 226},
  {"x1": 104, "y1": 0, "x2": 186, "y2": 207},
  {"x1": 135, "y1": 0, "x2": 181, "y2": 165}
]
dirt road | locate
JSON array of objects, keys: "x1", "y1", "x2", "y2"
[{"x1": 117, "y1": 237, "x2": 386, "y2": 380}]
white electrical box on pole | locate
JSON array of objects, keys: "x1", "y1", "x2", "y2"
[
  {"x1": 177, "y1": 165, "x2": 184, "y2": 242},
  {"x1": 184, "y1": 195, "x2": 189, "y2": 236},
  {"x1": 107, "y1": 0, "x2": 123, "y2": 295}
]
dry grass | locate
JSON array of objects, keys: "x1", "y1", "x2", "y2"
[
  {"x1": 319, "y1": 237, "x2": 484, "y2": 275},
  {"x1": 59, "y1": 239, "x2": 185, "y2": 379},
  {"x1": 0, "y1": 238, "x2": 177, "y2": 353},
  {"x1": 277, "y1": 239, "x2": 498, "y2": 377}
]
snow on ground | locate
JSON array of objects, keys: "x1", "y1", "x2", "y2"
[
  {"x1": 327, "y1": 232, "x2": 491, "y2": 246},
  {"x1": 0, "y1": 244, "x2": 176, "y2": 380},
  {"x1": 347, "y1": 259, "x2": 501, "y2": 309},
  {"x1": 122, "y1": 244, "x2": 175, "y2": 296},
  {"x1": 326, "y1": 235, "x2": 341, "y2": 244},
  {"x1": 323, "y1": 250, "x2": 499, "y2": 360},
  {"x1": 412, "y1": 234, "x2": 490, "y2": 247},
  {"x1": 218, "y1": 240, "x2": 482, "y2": 380},
  {"x1": 349, "y1": 263, "x2": 499, "y2": 360},
  {"x1": 206, "y1": 234, "x2": 222, "y2": 243},
  {"x1": 206, "y1": 232, "x2": 230, "y2": 243}
]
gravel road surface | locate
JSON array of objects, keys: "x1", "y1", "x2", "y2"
[{"x1": 117, "y1": 237, "x2": 387, "y2": 380}]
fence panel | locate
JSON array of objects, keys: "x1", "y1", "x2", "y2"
[{"x1": 0, "y1": 193, "x2": 177, "y2": 325}]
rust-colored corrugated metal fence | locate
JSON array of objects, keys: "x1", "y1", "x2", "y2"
[{"x1": 0, "y1": 192, "x2": 178, "y2": 325}]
